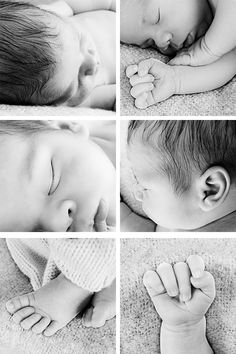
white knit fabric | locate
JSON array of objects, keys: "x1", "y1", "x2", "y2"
[{"x1": 6, "y1": 238, "x2": 116, "y2": 292}]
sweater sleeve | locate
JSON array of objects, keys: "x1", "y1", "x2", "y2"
[{"x1": 47, "y1": 238, "x2": 116, "y2": 292}]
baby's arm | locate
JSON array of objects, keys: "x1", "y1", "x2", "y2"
[
  {"x1": 143, "y1": 255, "x2": 215, "y2": 354},
  {"x1": 62, "y1": 0, "x2": 115, "y2": 13},
  {"x1": 39, "y1": 0, "x2": 115, "y2": 17},
  {"x1": 81, "y1": 84, "x2": 116, "y2": 111},
  {"x1": 128, "y1": 50, "x2": 236, "y2": 108},
  {"x1": 170, "y1": 0, "x2": 236, "y2": 66}
]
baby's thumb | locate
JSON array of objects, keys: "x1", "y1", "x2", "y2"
[{"x1": 191, "y1": 271, "x2": 216, "y2": 301}]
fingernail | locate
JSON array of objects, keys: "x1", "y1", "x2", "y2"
[{"x1": 169, "y1": 289, "x2": 178, "y2": 297}]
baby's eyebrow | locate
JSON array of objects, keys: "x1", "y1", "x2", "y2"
[{"x1": 50, "y1": 82, "x2": 75, "y2": 105}]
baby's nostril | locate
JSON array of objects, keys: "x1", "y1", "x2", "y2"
[
  {"x1": 88, "y1": 48, "x2": 95, "y2": 55},
  {"x1": 68, "y1": 208, "x2": 72, "y2": 216}
]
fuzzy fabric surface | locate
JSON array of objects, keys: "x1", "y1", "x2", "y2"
[
  {"x1": 120, "y1": 238, "x2": 236, "y2": 354},
  {"x1": 0, "y1": 239, "x2": 116, "y2": 354},
  {"x1": 120, "y1": 44, "x2": 236, "y2": 116},
  {"x1": 0, "y1": 105, "x2": 115, "y2": 117}
]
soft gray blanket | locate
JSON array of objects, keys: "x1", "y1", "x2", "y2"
[{"x1": 121, "y1": 44, "x2": 236, "y2": 116}]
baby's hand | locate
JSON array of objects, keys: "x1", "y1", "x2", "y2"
[
  {"x1": 39, "y1": 1, "x2": 73, "y2": 17},
  {"x1": 126, "y1": 58, "x2": 178, "y2": 109},
  {"x1": 143, "y1": 255, "x2": 215, "y2": 327},
  {"x1": 169, "y1": 37, "x2": 220, "y2": 67}
]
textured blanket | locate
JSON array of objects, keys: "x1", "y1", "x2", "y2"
[
  {"x1": 120, "y1": 238, "x2": 236, "y2": 354},
  {"x1": 0, "y1": 105, "x2": 115, "y2": 116},
  {"x1": 0, "y1": 239, "x2": 115, "y2": 354},
  {"x1": 120, "y1": 44, "x2": 236, "y2": 116}
]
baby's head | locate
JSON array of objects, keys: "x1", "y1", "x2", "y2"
[
  {"x1": 128, "y1": 120, "x2": 236, "y2": 230},
  {"x1": 0, "y1": 1, "x2": 99, "y2": 106},
  {"x1": 0, "y1": 120, "x2": 115, "y2": 231},
  {"x1": 121, "y1": 0, "x2": 212, "y2": 54}
]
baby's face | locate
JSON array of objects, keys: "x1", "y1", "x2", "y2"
[
  {"x1": 121, "y1": 0, "x2": 212, "y2": 54},
  {"x1": 128, "y1": 140, "x2": 199, "y2": 230},
  {"x1": 0, "y1": 128, "x2": 115, "y2": 231},
  {"x1": 45, "y1": 14, "x2": 100, "y2": 105}
]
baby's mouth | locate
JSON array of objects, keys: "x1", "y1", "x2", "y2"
[{"x1": 183, "y1": 32, "x2": 195, "y2": 48}]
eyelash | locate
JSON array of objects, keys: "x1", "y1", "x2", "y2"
[
  {"x1": 48, "y1": 160, "x2": 59, "y2": 196},
  {"x1": 156, "y1": 10, "x2": 160, "y2": 24}
]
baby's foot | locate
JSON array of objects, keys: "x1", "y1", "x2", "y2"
[
  {"x1": 83, "y1": 279, "x2": 116, "y2": 328},
  {"x1": 6, "y1": 274, "x2": 92, "y2": 336}
]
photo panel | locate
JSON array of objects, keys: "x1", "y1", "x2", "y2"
[
  {"x1": 0, "y1": 237, "x2": 116, "y2": 354},
  {"x1": 120, "y1": 238, "x2": 236, "y2": 354}
]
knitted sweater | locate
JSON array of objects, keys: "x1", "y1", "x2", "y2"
[{"x1": 6, "y1": 238, "x2": 116, "y2": 292}]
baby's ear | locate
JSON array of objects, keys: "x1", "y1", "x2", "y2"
[
  {"x1": 50, "y1": 121, "x2": 89, "y2": 138},
  {"x1": 38, "y1": 1, "x2": 73, "y2": 17},
  {"x1": 197, "y1": 166, "x2": 230, "y2": 212}
]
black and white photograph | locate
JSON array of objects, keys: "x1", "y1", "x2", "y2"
[
  {"x1": 121, "y1": 120, "x2": 236, "y2": 232},
  {"x1": 0, "y1": 120, "x2": 116, "y2": 232},
  {"x1": 120, "y1": 238, "x2": 236, "y2": 354},
  {"x1": 120, "y1": 0, "x2": 236, "y2": 116},
  {"x1": 0, "y1": 0, "x2": 116, "y2": 116},
  {"x1": 0, "y1": 237, "x2": 116, "y2": 354}
]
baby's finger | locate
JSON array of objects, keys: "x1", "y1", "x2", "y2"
[
  {"x1": 138, "y1": 58, "x2": 157, "y2": 77},
  {"x1": 174, "y1": 262, "x2": 191, "y2": 302},
  {"x1": 191, "y1": 271, "x2": 216, "y2": 301},
  {"x1": 130, "y1": 74, "x2": 154, "y2": 87},
  {"x1": 131, "y1": 83, "x2": 154, "y2": 98},
  {"x1": 94, "y1": 199, "x2": 108, "y2": 232},
  {"x1": 187, "y1": 255, "x2": 205, "y2": 278},
  {"x1": 143, "y1": 270, "x2": 165, "y2": 300},
  {"x1": 156, "y1": 263, "x2": 178, "y2": 297},
  {"x1": 135, "y1": 93, "x2": 148, "y2": 109},
  {"x1": 126, "y1": 64, "x2": 138, "y2": 78}
]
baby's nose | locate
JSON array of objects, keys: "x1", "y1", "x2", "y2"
[
  {"x1": 80, "y1": 50, "x2": 98, "y2": 77},
  {"x1": 43, "y1": 200, "x2": 76, "y2": 232}
]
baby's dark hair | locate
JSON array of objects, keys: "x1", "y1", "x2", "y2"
[
  {"x1": 128, "y1": 120, "x2": 236, "y2": 194},
  {"x1": 0, "y1": 120, "x2": 75, "y2": 137},
  {"x1": 0, "y1": 1, "x2": 60, "y2": 105}
]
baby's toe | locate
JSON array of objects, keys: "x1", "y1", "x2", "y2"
[
  {"x1": 90, "y1": 308, "x2": 107, "y2": 328},
  {"x1": 82, "y1": 307, "x2": 93, "y2": 327},
  {"x1": 43, "y1": 321, "x2": 61, "y2": 337},
  {"x1": 20, "y1": 313, "x2": 42, "y2": 330},
  {"x1": 31, "y1": 316, "x2": 51, "y2": 334},
  {"x1": 6, "y1": 293, "x2": 34, "y2": 314},
  {"x1": 11, "y1": 307, "x2": 35, "y2": 324}
]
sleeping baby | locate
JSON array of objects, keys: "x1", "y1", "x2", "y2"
[
  {"x1": 121, "y1": 0, "x2": 236, "y2": 109},
  {"x1": 0, "y1": 120, "x2": 116, "y2": 231},
  {"x1": 0, "y1": 0, "x2": 116, "y2": 110}
]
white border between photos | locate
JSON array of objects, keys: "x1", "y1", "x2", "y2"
[{"x1": 0, "y1": 0, "x2": 235, "y2": 350}]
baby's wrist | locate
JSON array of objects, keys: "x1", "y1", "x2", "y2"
[
  {"x1": 171, "y1": 65, "x2": 182, "y2": 94},
  {"x1": 161, "y1": 318, "x2": 213, "y2": 354}
]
